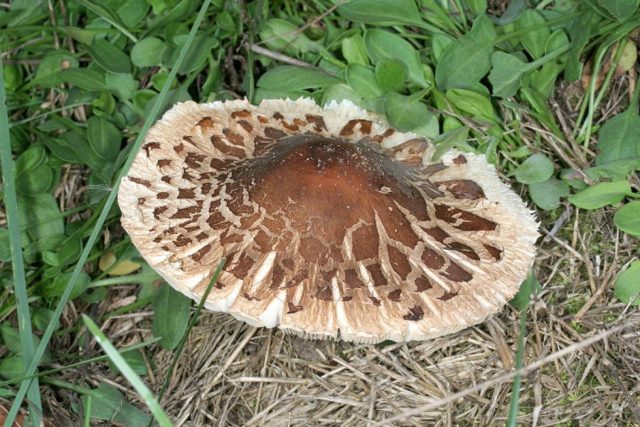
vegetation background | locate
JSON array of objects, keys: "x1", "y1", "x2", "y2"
[{"x1": 0, "y1": 0, "x2": 639, "y2": 425}]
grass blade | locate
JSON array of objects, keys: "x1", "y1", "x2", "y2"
[
  {"x1": 0, "y1": 58, "x2": 42, "y2": 425},
  {"x1": 506, "y1": 306, "x2": 528, "y2": 426},
  {"x1": 4, "y1": 0, "x2": 213, "y2": 424},
  {"x1": 82, "y1": 315, "x2": 172, "y2": 427}
]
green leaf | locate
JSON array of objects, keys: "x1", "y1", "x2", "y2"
[
  {"x1": 614, "y1": 261, "x2": 640, "y2": 306},
  {"x1": 514, "y1": 153, "x2": 554, "y2": 184},
  {"x1": 259, "y1": 19, "x2": 322, "y2": 54},
  {"x1": 109, "y1": 350, "x2": 147, "y2": 376},
  {"x1": 436, "y1": 15, "x2": 496, "y2": 91},
  {"x1": 342, "y1": 34, "x2": 369, "y2": 66},
  {"x1": 384, "y1": 92, "x2": 431, "y2": 132},
  {"x1": 345, "y1": 64, "x2": 384, "y2": 98},
  {"x1": 57, "y1": 68, "x2": 107, "y2": 91},
  {"x1": 131, "y1": 37, "x2": 167, "y2": 67},
  {"x1": 528, "y1": 178, "x2": 569, "y2": 210},
  {"x1": 364, "y1": 29, "x2": 428, "y2": 88},
  {"x1": 595, "y1": 111, "x2": 640, "y2": 165},
  {"x1": 613, "y1": 201, "x2": 640, "y2": 236},
  {"x1": 598, "y1": 0, "x2": 639, "y2": 21},
  {"x1": 322, "y1": 84, "x2": 365, "y2": 107},
  {"x1": 375, "y1": 59, "x2": 406, "y2": 93},
  {"x1": 86, "y1": 39, "x2": 132, "y2": 73},
  {"x1": 516, "y1": 9, "x2": 549, "y2": 59},
  {"x1": 489, "y1": 52, "x2": 529, "y2": 98},
  {"x1": 167, "y1": 34, "x2": 219, "y2": 75},
  {"x1": 82, "y1": 383, "x2": 151, "y2": 426},
  {"x1": 568, "y1": 180, "x2": 631, "y2": 210},
  {"x1": 105, "y1": 72, "x2": 138, "y2": 101},
  {"x1": 338, "y1": 0, "x2": 423, "y2": 26},
  {"x1": 510, "y1": 272, "x2": 541, "y2": 310},
  {"x1": 257, "y1": 65, "x2": 340, "y2": 91},
  {"x1": 42, "y1": 272, "x2": 91, "y2": 299},
  {"x1": 445, "y1": 88, "x2": 495, "y2": 121},
  {"x1": 0, "y1": 356, "x2": 25, "y2": 380},
  {"x1": 18, "y1": 194, "x2": 64, "y2": 254},
  {"x1": 152, "y1": 285, "x2": 191, "y2": 350},
  {"x1": 432, "y1": 33, "x2": 454, "y2": 63},
  {"x1": 565, "y1": 11, "x2": 592, "y2": 81},
  {"x1": 87, "y1": 117, "x2": 121, "y2": 161}
]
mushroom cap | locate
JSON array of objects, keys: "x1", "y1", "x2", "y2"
[{"x1": 118, "y1": 98, "x2": 538, "y2": 344}]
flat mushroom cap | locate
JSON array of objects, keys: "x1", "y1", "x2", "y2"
[{"x1": 118, "y1": 98, "x2": 538, "y2": 344}]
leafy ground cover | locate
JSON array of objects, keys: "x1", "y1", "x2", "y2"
[{"x1": 1, "y1": 0, "x2": 639, "y2": 425}]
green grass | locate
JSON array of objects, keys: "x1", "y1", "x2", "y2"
[
  {"x1": 0, "y1": 56, "x2": 41, "y2": 427},
  {"x1": 1, "y1": 0, "x2": 639, "y2": 424}
]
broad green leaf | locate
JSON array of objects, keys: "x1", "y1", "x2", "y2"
[
  {"x1": 545, "y1": 30, "x2": 570, "y2": 55},
  {"x1": 257, "y1": 66, "x2": 340, "y2": 91},
  {"x1": 86, "y1": 39, "x2": 131, "y2": 73},
  {"x1": 432, "y1": 33, "x2": 454, "y2": 63},
  {"x1": 528, "y1": 178, "x2": 569, "y2": 210},
  {"x1": 0, "y1": 356, "x2": 25, "y2": 380},
  {"x1": 613, "y1": 201, "x2": 640, "y2": 236},
  {"x1": 42, "y1": 271, "x2": 91, "y2": 299},
  {"x1": 514, "y1": 153, "x2": 554, "y2": 184},
  {"x1": 436, "y1": 15, "x2": 496, "y2": 91},
  {"x1": 83, "y1": 383, "x2": 150, "y2": 426},
  {"x1": 595, "y1": 111, "x2": 640, "y2": 165},
  {"x1": 466, "y1": 0, "x2": 487, "y2": 16},
  {"x1": 259, "y1": 19, "x2": 321, "y2": 54},
  {"x1": 108, "y1": 349, "x2": 147, "y2": 376},
  {"x1": 338, "y1": 0, "x2": 423, "y2": 26},
  {"x1": 342, "y1": 34, "x2": 369, "y2": 66},
  {"x1": 445, "y1": 88, "x2": 495, "y2": 121},
  {"x1": 568, "y1": 180, "x2": 631, "y2": 209},
  {"x1": 528, "y1": 62, "x2": 563, "y2": 98},
  {"x1": 105, "y1": 72, "x2": 138, "y2": 100},
  {"x1": 345, "y1": 64, "x2": 384, "y2": 98},
  {"x1": 131, "y1": 37, "x2": 167, "y2": 67},
  {"x1": 322, "y1": 84, "x2": 364, "y2": 107},
  {"x1": 116, "y1": 0, "x2": 149, "y2": 27},
  {"x1": 614, "y1": 261, "x2": 640, "y2": 306},
  {"x1": 167, "y1": 34, "x2": 219, "y2": 74},
  {"x1": 384, "y1": 92, "x2": 431, "y2": 131},
  {"x1": 42, "y1": 235, "x2": 82, "y2": 267},
  {"x1": 18, "y1": 194, "x2": 64, "y2": 254},
  {"x1": 598, "y1": 0, "x2": 639, "y2": 20},
  {"x1": 57, "y1": 68, "x2": 107, "y2": 91},
  {"x1": 16, "y1": 162, "x2": 54, "y2": 195},
  {"x1": 510, "y1": 272, "x2": 541, "y2": 310},
  {"x1": 565, "y1": 11, "x2": 592, "y2": 81},
  {"x1": 364, "y1": 29, "x2": 428, "y2": 88},
  {"x1": 375, "y1": 59, "x2": 406, "y2": 93},
  {"x1": 152, "y1": 284, "x2": 191, "y2": 350},
  {"x1": 516, "y1": 9, "x2": 549, "y2": 59},
  {"x1": 33, "y1": 51, "x2": 78, "y2": 82},
  {"x1": 587, "y1": 158, "x2": 640, "y2": 181},
  {"x1": 489, "y1": 52, "x2": 528, "y2": 98},
  {"x1": 87, "y1": 116, "x2": 121, "y2": 161}
]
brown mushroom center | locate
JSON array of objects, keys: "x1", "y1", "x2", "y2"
[{"x1": 223, "y1": 135, "x2": 440, "y2": 266}]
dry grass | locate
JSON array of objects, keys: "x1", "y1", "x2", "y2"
[{"x1": 32, "y1": 75, "x2": 640, "y2": 426}]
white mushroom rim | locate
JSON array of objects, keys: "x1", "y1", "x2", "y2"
[{"x1": 118, "y1": 98, "x2": 539, "y2": 344}]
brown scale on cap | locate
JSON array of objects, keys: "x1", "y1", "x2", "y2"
[{"x1": 118, "y1": 99, "x2": 538, "y2": 343}]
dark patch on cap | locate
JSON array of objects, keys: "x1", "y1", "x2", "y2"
[
  {"x1": 403, "y1": 305, "x2": 424, "y2": 321},
  {"x1": 287, "y1": 303, "x2": 303, "y2": 314},
  {"x1": 436, "y1": 179, "x2": 485, "y2": 200},
  {"x1": 452, "y1": 154, "x2": 467, "y2": 164}
]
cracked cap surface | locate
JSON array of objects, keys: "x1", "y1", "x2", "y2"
[{"x1": 118, "y1": 98, "x2": 539, "y2": 343}]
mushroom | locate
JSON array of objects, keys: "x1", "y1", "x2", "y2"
[{"x1": 118, "y1": 98, "x2": 538, "y2": 343}]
